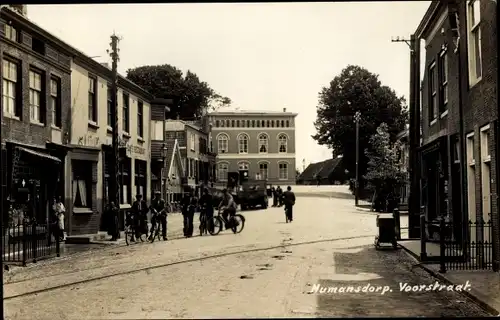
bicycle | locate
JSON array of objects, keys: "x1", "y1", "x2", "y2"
[
  {"x1": 149, "y1": 208, "x2": 166, "y2": 243},
  {"x1": 125, "y1": 212, "x2": 146, "y2": 246},
  {"x1": 199, "y1": 206, "x2": 215, "y2": 236},
  {"x1": 210, "y1": 207, "x2": 245, "y2": 236}
]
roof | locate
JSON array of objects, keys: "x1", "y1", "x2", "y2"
[
  {"x1": 0, "y1": 7, "x2": 154, "y2": 101},
  {"x1": 208, "y1": 110, "x2": 298, "y2": 117},
  {"x1": 298, "y1": 157, "x2": 343, "y2": 181},
  {"x1": 414, "y1": 1, "x2": 442, "y2": 39}
]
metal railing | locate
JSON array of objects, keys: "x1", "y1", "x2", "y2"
[{"x1": 3, "y1": 218, "x2": 60, "y2": 266}]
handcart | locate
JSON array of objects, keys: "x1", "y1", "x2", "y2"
[{"x1": 374, "y1": 213, "x2": 398, "y2": 250}]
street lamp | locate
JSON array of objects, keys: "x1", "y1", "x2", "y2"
[{"x1": 354, "y1": 111, "x2": 361, "y2": 206}]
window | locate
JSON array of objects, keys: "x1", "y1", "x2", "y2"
[
  {"x1": 467, "y1": 0, "x2": 482, "y2": 84},
  {"x1": 120, "y1": 158, "x2": 131, "y2": 205},
  {"x1": 32, "y1": 38, "x2": 45, "y2": 55},
  {"x1": 241, "y1": 120, "x2": 246, "y2": 128},
  {"x1": 481, "y1": 125, "x2": 490, "y2": 162},
  {"x1": 281, "y1": 120, "x2": 285, "y2": 127},
  {"x1": 217, "y1": 163, "x2": 229, "y2": 181},
  {"x1": 261, "y1": 120, "x2": 265, "y2": 127},
  {"x1": 122, "y1": 93, "x2": 130, "y2": 133},
  {"x1": 4, "y1": 24, "x2": 18, "y2": 42},
  {"x1": 256, "y1": 120, "x2": 261, "y2": 128},
  {"x1": 266, "y1": 120, "x2": 270, "y2": 127},
  {"x1": 50, "y1": 77, "x2": 61, "y2": 127},
  {"x1": 135, "y1": 159, "x2": 147, "y2": 198},
  {"x1": 438, "y1": 51, "x2": 448, "y2": 114},
  {"x1": 137, "y1": 100, "x2": 144, "y2": 137},
  {"x1": 215, "y1": 120, "x2": 220, "y2": 127},
  {"x1": 217, "y1": 134, "x2": 228, "y2": 153},
  {"x1": 278, "y1": 134, "x2": 288, "y2": 153},
  {"x1": 259, "y1": 162, "x2": 268, "y2": 180},
  {"x1": 72, "y1": 160, "x2": 92, "y2": 208},
  {"x1": 428, "y1": 63, "x2": 437, "y2": 123},
  {"x1": 466, "y1": 132, "x2": 477, "y2": 223},
  {"x1": 231, "y1": 120, "x2": 235, "y2": 127},
  {"x1": 2, "y1": 59, "x2": 19, "y2": 118},
  {"x1": 271, "y1": 120, "x2": 275, "y2": 128},
  {"x1": 258, "y1": 133, "x2": 268, "y2": 153},
  {"x1": 88, "y1": 77, "x2": 97, "y2": 123},
  {"x1": 246, "y1": 120, "x2": 250, "y2": 127},
  {"x1": 286, "y1": 120, "x2": 290, "y2": 127},
  {"x1": 29, "y1": 69, "x2": 43, "y2": 123},
  {"x1": 190, "y1": 133, "x2": 196, "y2": 151},
  {"x1": 251, "y1": 120, "x2": 255, "y2": 127},
  {"x1": 480, "y1": 125, "x2": 491, "y2": 224},
  {"x1": 238, "y1": 162, "x2": 249, "y2": 171},
  {"x1": 279, "y1": 162, "x2": 288, "y2": 180},
  {"x1": 236, "y1": 120, "x2": 240, "y2": 128},
  {"x1": 226, "y1": 120, "x2": 230, "y2": 127},
  {"x1": 220, "y1": 120, "x2": 225, "y2": 128},
  {"x1": 238, "y1": 133, "x2": 249, "y2": 154},
  {"x1": 276, "y1": 120, "x2": 280, "y2": 128},
  {"x1": 106, "y1": 85, "x2": 112, "y2": 127}
]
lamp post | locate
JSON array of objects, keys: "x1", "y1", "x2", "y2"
[
  {"x1": 354, "y1": 111, "x2": 361, "y2": 206},
  {"x1": 161, "y1": 143, "x2": 168, "y2": 200}
]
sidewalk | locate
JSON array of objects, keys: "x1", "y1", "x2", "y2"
[{"x1": 399, "y1": 243, "x2": 500, "y2": 315}]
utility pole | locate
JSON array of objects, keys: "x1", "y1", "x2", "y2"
[
  {"x1": 354, "y1": 111, "x2": 361, "y2": 206},
  {"x1": 107, "y1": 34, "x2": 121, "y2": 213},
  {"x1": 391, "y1": 35, "x2": 420, "y2": 238}
]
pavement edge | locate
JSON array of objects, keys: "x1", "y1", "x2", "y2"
[{"x1": 399, "y1": 244, "x2": 500, "y2": 316}]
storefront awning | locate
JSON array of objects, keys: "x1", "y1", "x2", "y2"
[{"x1": 17, "y1": 146, "x2": 61, "y2": 163}]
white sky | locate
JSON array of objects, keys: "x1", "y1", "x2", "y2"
[{"x1": 27, "y1": 2, "x2": 431, "y2": 170}]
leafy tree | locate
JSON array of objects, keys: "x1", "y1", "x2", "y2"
[
  {"x1": 312, "y1": 65, "x2": 407, "y2": 196},
  {"x1": 126, "y1": 64, "x2": 231, "y2": 119},
  {"x1": 364, "y1": 123, "x2": 406, "y2": 212}
]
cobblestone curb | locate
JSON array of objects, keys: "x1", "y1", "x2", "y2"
[{"x1": 399, "y1": 244, "x2": 500, "y2": 316}]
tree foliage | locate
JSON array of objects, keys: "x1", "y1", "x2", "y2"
[
  {"x1": 126, "y1": 64, "x2": 231, "y2": 119},
  {"x1": 312, "y1": 65, "x2": 407, "y2": 194}
]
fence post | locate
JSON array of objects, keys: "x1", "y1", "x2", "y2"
[
  {"x1": 439, "y1": 217, "x2": 446, "y2": 273},
  {"x1": 32, "y1": 219, "x2": 37, "y2": 263},
  {"x1": 22, "y1": 219, "x2": 27, "y2": 266},
  {"x1": 393, "y1": 208, "x2": 401, "y2": 241},
  {"x1": 420, "y1": 210, "x2": 427, "y2": 261}
]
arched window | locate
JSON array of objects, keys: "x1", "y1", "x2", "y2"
[
  {"x1": 278, "y1": 134, "x2": 287, "y2": 153},
  {"x1": 258, "y1": 133, "x2": 268, "y2": 153},
  {"x1": 217, "y1": 134, "x2": 229, "y2": 153},
  {"x1": 238, "y1": 162, "x2": 249, "y2": 170},
  {"x1": 258, "y1": 162, "x2": 268, "y2": 180},
  {"x1": 280, "y1": 120, "x2": 285, "y2": 127},
  {"x1": 217, "y1": 162, "x2": 229, "y2": 181},
  {"x1": 238, "y1": 133, "x2": 249, "y2": 154}
]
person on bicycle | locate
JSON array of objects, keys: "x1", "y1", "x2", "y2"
[
  {"x1": 149, "y1": 191, "x2": 167, "y2": 241},
  {"x1": 283, "y1": 186, "x2": 296, "y2": 222},
  {"x1": 218, "y1": 189, "x2": 237, "y2": 230},
  {"x1": 199, "y1": 187, "x2": 214, "y2": 233},
  {"x1": 130, "y1": 194, "x2": 148, "y2": 242},
  {"x1": 181, "y1": 188, "x2": 197, "y2": 237}
]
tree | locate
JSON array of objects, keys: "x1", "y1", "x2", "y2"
[
  {"x1": 312, "y1": 65, "x2": 407, "y2": 196},
  {"x1": 364, "y1": 123, "x2": 406, "y2": 212},
  {"x1": 126, "y1": 64, "x2": 231, "y2": 119}
]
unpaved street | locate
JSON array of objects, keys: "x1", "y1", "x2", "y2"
[{"x1": 3, "y1": 187, "x2": 490, "y2": 319}]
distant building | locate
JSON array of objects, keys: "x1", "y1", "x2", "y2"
[
  {"x1": 207, "y1": 108, "x2": 297, "y2": 186},
  {"x1": 297, "y1": 157, "x2": 347, "y2": 185}
]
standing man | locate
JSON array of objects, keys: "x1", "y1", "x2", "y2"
[
  {"x1": 131, "y1": 194, "x2": 148, "y2": 241},
  {"x1": 181, "y1": 188, "x2": 196, "y2": 237},
  {"x1": 283, "y1": 186, "x2": 296, "y2": 222},
  {"x1": 199, "y1": 188, "x2": 214, "y2": 233},
  {"x1": 150, "y1": 191, "x2": 167, "y2": 241}
]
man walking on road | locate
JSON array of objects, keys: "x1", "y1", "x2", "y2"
[
  {"x1": 181, "y1": 188, "x2": 197, "y2": 237},
  {"x1": 283, "y1": 186, "x2": 296, "y2": 222}
]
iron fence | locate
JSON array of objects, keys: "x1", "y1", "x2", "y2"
[
  {"x1": 439, "y1": 218, "x2": 494, "y2": 272},
  {"x1": 3, "y1": 218, "x2": 60, "y2": 266}
]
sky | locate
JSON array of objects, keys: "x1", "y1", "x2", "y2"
[{"x1": 27, "y1": 2, "x2": 431, "y2": 170}]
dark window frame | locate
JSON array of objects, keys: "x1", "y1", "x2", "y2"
[
  {"x1": 29, "y1": 67, "x2": 46, "y2": 124},
  {"x1": 72, "y1": 160, "x2": 93, "y2": 208},
  {"x1": 50, "y1": 76, "x2": 62, "y2": 128},
  {"x1": 137, "y1": 100, "x2": 144, "y2": 138},
  {"x1": 438, "y1": 50, "x2": 448, "y2": 114},
  {"x1": 88, "y1": 76, "x2": 98, "y2": 123},
  {"x1": 2, "y1": 57, "x2": 22, "y2": 118},
  {"x1": 107, "y1": 85, "x2": 112, "y2": 127},
  {"x1": 122, "y1": 92, "x2": 130, "y2": 133},
  {"x1": 428, "y1": 61, "x2": 437, "y2": 124}
]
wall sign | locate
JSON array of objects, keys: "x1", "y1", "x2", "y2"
[{"x1": 77, "y1": 134, "x2": 100, "y2": 147}]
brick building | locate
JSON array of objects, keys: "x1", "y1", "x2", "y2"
[
  {"x1": 1, "y1": 7, "x2": 72, "y2": 228},
  {"x1": 207, "y1": 109, "x2": 297, "y2": 186},
  {"x1": 415, "y1": 0, "x2": 498, "y2": 266}
]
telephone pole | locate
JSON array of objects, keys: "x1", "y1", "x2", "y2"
[
  {"x1": 354, "y1": 111, "x2": 361, "y2": 206},
  {"x1": 107, "y1": 34, "x2": 121, "y2": 209}
]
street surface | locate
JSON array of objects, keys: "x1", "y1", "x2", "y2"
[{"x1": 3, "y1": 186, "x2": 489, "y2": 319}]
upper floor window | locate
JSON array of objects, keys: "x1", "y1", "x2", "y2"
[
  {"x1": 217, "y1": 133, "x2": 229, "y2": 153},
  {"x1": 241, "y1": 120, "x2": 246, "y2": 128},
  {"x1": 122, "y1": 93, "x2": 130, "y2": 133},
  {"x1": 271, "y1": 120, "x2": 275, "y2": 128},
  {"x1": 2, "y1": 58, "x2": 20, "y2": 118},
  {"x1": 246, "y1": 120, "x2": 250, "y2": 127},
  {"x1": 215, "y1": 120, "x2": 220, "y2": 127},
  {"x1": 286, "y1": 120, "x2": 290, "y2": 127},
  {"x1": 438, "y1": 51, "x2": 448, "y2": 114},
  {"x1": 225, "y1": 120, "x2": 230, "y2": 127},
  {"x1": 190, "y1": 133, "x2": 196, "y2": 151},
  {"x1": 276, "y1": 120, "x2": 281, "y2": 128},
  {"x1": 236, "y1": 120, "x2": 240, "y2": 128},
  {"x1": 278, "y1": 134, "x2": 288, "y2": 153},
  {"x1": 29, "y1": 69, "x2": 44, "y2": 124},
  {"x1": 217, "y1": 162, "x2": 229, "y2": 182},
  {"x1": 281, "y1": 120, "x2": 285, "y2": 127},
  {"x1": 261, "y1": 120, "x2": 265, "y2": 127},
  {"x1": 251, "y1": 120, "x2": 255, "y2": 128},
  {"x1": 137, "y1": 101, "x2": 144, "y2": 138},
  {"x1": 50, "y1": 77, "x2": 62, "y2": 128},
  {"x1": 4, "y1": 24, "x2": 18, "y2": 42},
  {"x1": 258, "y1": 133, "x2": 268, "y2": 153},
  {"x1": 231, "y1": 120, "x2": 235, "y2": 127},
  {"x1": 238, "y1": 133, "x2": 249, "y2": 154},
  {"x1": 107, "y1": 85, "x2": 112, "y2": 127},
  {"x1": 467, "y1": 0, "x2": 482, "y2": 85},
  {"x1": 88, "y1": 77, "x2": 97, "y2": 123},
  {"x1": 266, "y1": 120, "x2": 270, "y2": 127},
  {"x1": 220, "y1": 120, "x2": 225, "y2": 128},
  {"x1": 278, "y1": 162, "x2": 288, "y2": 180},
  {"x1": 428, "y1": 62, "x2": 437, "y2": 123}
]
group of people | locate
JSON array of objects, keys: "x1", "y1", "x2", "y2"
[
  {"x1": 118, "y1": 186, "x2": 239, "y2": 241},
  {"x1": 269, "y1": 185, "x2": 296, "y2": 221}
]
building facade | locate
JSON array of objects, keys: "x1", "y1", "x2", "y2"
[
  {"x1": 207, "y1": 109, "x2": 297, "y2": 186},
  {"x1": 69, "y1": 60, "x2": 153, "y2": 235},
  {"x1": 415, "y1": 0, "x2": 498, "y2": 266},
  {"x1": 1, "y1": 8, "x2": 72, "y2": 232},
  {"x1": 396, "y1": 127, "x2": 410, "y2": 206}
]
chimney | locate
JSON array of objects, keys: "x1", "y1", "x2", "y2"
[{"x1": 283, "y1": 107, "x2": 287, "y2": 112}]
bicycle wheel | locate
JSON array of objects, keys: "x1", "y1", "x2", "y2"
[
  {"x1": 149, "y1": 224, "x2": 157, "y2": 243},
  {"x1": 209, "y1": 216, "x2": 223, "y2": 235},
  {"x1": 231, "y1": 214, "x2": 245, "y2": 234},
  {"x1": 156, "y1": 226, "x2": 162, "y2": 241}
]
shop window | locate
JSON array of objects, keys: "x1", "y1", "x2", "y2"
[{"x1": 72, "y1": 160, "x2": 92, "y2": 208}]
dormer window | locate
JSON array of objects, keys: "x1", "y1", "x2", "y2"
[{"x1": 32, "y1": 38, "x2": 45, "y2": 55}]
